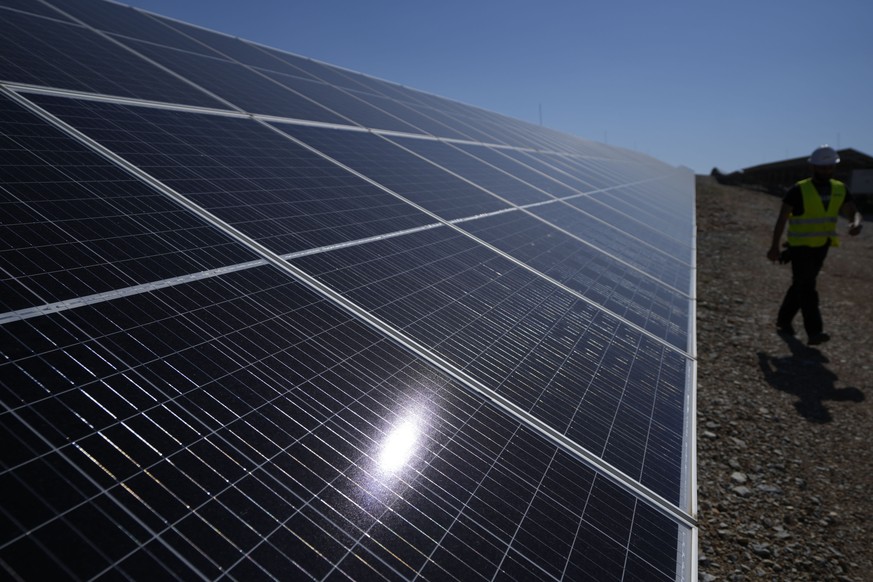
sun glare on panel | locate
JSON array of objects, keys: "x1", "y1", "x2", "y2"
[{"x1": 377, "y1": 415, "x2": 421, "y2": 474}]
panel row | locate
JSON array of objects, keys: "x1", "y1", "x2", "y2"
[
  {"x1": 0, "y1": 264, "x2": 689, "y2": 581},
  {"x1": 24, "y1": 94, "x2": 692, "y2": 350},
  {"x1": 1, "y1": 2, "x2": 696, "y2": 580},
  {"x1": 290, "y1": 227, "x2": 689, "y2": 502},
  {"x1": 1, "y1": 89, "x2": 693, "y2": 500}
]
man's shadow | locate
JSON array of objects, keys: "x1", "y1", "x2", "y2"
[{"x1": 757, "y1": 334, "x2": 864, "y2": 423}]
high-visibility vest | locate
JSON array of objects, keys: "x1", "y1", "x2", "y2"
[{"x1": 787, "y1": 179, "x2": 845, "y2": 248}]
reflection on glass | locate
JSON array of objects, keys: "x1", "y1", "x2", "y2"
[
  {"x1": 378, "y1": 417, "x2": 420, "y2": 474},
  {"x1": 356, "y1": 392, "x2": 438, "y2": 513}
]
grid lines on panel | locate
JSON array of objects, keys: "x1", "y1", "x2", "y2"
[
  {"x1": 111, "y1": 37, "x2": 352, "y2": 124},
  {"x1": 457, "y1": 211, "x2": 690, "y2": 350},
  {"x1": 451, "y1": 142, "x2": 584, "y2": 199},
  {"x1": 258, "y1": 69, "x2": 426, "y2": 135},
  {"x1": 0, "y1": 92, "x2": 257, "y2": 312},
  {"x1": 0, "y1": 8, "x2": 223, "y2": 109},
  {"x1": 26, "y1": 93, "x2": 437, "y2": 256},
  {"x1": 598, "y1": 181, "x2": 695, "y2": 244},
  {"x1": 39, "y1": 0, "x2": 219, "y2": 56},
  {"x1": 563, "y1": 194, "x2": 693, "y2": 264},
  {"x1": 529, "y1": 202, "x2": 693, "y2": 293},
  {"x1": 289, "y1": 226, "x2": 689, "y2": 503},
  {"x1": 0, "y1": 265, "x2": 684, "y2": 581},
  {"x1": 275, "y1": 123, "x2": 513, "y2": 221},
  {"x1": 387, "y1": 136, "x2": 554, "y2": 206},
  {"x1": 1, "y1": 0, "x2": 696, "y2": 579},
  {"x1": 0, "y1": 0, "x2": 63, "y2": 18},
  {"x1": 347, "y1": 89, "x2": 487, "y2": 142}
]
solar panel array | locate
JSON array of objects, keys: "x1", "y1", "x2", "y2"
[{"x1": 0, "y1": 0, "x2": 698, "y2": 580}]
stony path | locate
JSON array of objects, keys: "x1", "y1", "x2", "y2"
[{"x1": 695, "y1": 176, "x2": 873, "y2": 581}]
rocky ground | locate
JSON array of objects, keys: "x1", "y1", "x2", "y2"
[{"x1": 695, "y1": 175, "x2": 873, "y2": 581}]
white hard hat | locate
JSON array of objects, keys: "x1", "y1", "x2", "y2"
[{"x1": 809, "y1": 145, "x2": 840, "y2": 166}]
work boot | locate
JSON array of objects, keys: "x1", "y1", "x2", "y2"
[
  {"x1": 807, "y1": 332, "x2": 830, "y2": 346},
  {"x1": 776, "y1": 323, "x2": 796, "y2": 336}
]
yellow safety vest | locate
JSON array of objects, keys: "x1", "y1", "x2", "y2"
[{"x1": 787, "y1": 179, "x2": 845, "y2": 248}]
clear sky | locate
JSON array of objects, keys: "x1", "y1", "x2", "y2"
[{"x1": 127, "y1": 0, "x2": 873, "y2": 174}]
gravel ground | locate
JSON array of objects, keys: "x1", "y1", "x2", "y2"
[{"x1": 695, "y1": 175, "x2": 873, "y2": 581}]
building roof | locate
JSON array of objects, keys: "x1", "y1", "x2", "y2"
[{"x1": 712, "y1": 148, "x2": 873, "y2": 193}]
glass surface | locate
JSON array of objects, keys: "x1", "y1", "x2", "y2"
[
  {"x1": 453, "y1": 142, "x2": 582, "y2": 199},
  {"x1": 0, "y1": 10, "x2": 222, "y2": 107},
  {"x1": 290, "y1": 227, "x2": 689, "y2": 501},
  {"x1": 154, "y1": 14, "x2": 314, "y2": 75},
  {"x1": 259, "y1": 69, "x2": 424, "y2": 134},
  {"x1": 530, "y1": 202, "x2": 693, "y2": 293},
  {"x1": 0, "y1": 0, "x2": 65, "y2": 18},
  {"x1": 458, "y1": 211, "x2": 690, "y2": 350},
  {"x1": 345, "y1": 89, "x2": 482, "y2": 141},
  {"x1": 566, "y1": 195, "x2": 693, "y2": 263},
  {"x1": 0, "y1": 93, "x2": 256, "y2": 311},
  {"x1": 598, "y1": 182, "x2": 696, "y2": 246},
  {"x1": 277, "y1": 123, "x2": 512, "y2": 220},
  {"x1": 390, "y1": 137, "x2": 552, "y2": 206},
  {"x1": 30, "y1": 94, "x2": 435, "y2": 256},
  {"x1": 114, "y1": 37, "x2": 349, "y2": 123},
  {"x1": 0, "y1": 265, "x2": 686, "y2": 581},
  {"x1": 0, "y1": 1, "x2": 697, "y2": 578},
  {"x1": 44, "y1": 0, "x2": 214, "y2": 55}
]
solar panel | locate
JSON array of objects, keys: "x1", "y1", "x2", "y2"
[
  {"x1": 34, "y1": 0, "x2": 215, "y2": 55},
  {"x1": 0, "y1": 9, "x2": 223, "y2": 108},
  {"x1": 0, "y1": 0, "x2": 697, "y2": 580},
  {"x1": 273, "y1": 123, "x2": 514, "y2": 220},
  {"x1": 24, "y1": 94, "x2": 436, "y2": 255},
  {"x1": 0, "y1": 93, "x2": 258, "y2": 312}
]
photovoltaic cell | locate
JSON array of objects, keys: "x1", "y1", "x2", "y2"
[
  {"x1": 152, "y1": 13, "x2": 315, "y2": 75},
  {"x1": 289, "y1": 227, "x2": 689, "y2": 502},
  {"x1": 456, "y1": 211, "x2": 690, "y2": 350},
  {"x1": 452, "y1": 142, "x2": 583, "y2": 199},
  {"x1": 0, "y1": 9, "x2": 223, "y2": 109},
  {"x1": 345, "y1": 89, "x2": 485, "y2": 141},
  {"x1": 0, "y1": 93, "x2": 256, "y2": 312},
  {"x1": 253, "y1": 54, "x2": 490, "y2": 143},
  {"x1": 393, "y1": 85, "x2": 481, "y2": 118},
  {"x1": 564, "y1": 195, "x2": 693, "y2": 263},
  {"x1": 275, "y1": 123, "x2": 512, "y2": 220},
  {"x1": 426, "y1": 102, "x2": 562, "y2": 152},
  {"x1": 402, "y1": 102, "x2": 511, "y2": 145},
  {"x1": 256, "y1": 46, "x2": 385, "y2": 92},
  {"x1": 37, "y1": 0, "x2": 216, "y2": 56},
  {"x1": 258, "y1": 69, "x2": 425, "y2": 134},
  {"x1": 530, "y1": 202, "x2": 693, "y2": 293},
  {"x1": 388, "y1": 136, "x2": 553, "y2": 206},
  {"x1": 597, "y1": 182, "x2": 695, "y2": 242},
  {"x1": 498, "y1": 147, "x2": 598, "y2": 191},
  {"x1": 1, "y1": 0, "x2": 696, "y2": 578},
  {"x1": 0, "y1": 265, "x2": 687, "y2": 580},
  {"x1": 114, "y1": 37, "x2": 349, "y2": 123},
  {"x1": 0, "y1": 0, "x2": 64, "y2": 18},
  {"x1": 255, "y1": 46, "x2": 477, "y2": 121},
  {"x1": 530, "y1": 151, "x2": 615, "y2": 191},
  {"x1": 29, "y1": 94, "x2": 435, "y2": 255},
  {"x1": 450, "y1": 110, "x2": 546, "y2": 150},
  {"x1": 573, "y1": 157, "x2": 638, "y2": 185}
]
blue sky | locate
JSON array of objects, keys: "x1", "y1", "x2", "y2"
[{"x1": 128, "y1": 0, "x2": 873, "y2": 174}]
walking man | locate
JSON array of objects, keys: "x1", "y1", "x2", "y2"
[{"x1": 767, "y1": 145, "x2": 863, "y2": 345}]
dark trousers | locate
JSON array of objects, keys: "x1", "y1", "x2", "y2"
[{"x1": 777, "y1": 244, "x2": 829, "y2": 335}]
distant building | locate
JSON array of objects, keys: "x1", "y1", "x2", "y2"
[{"x1": 711, "y1": 148, "x2": 873, "y2": 208}]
